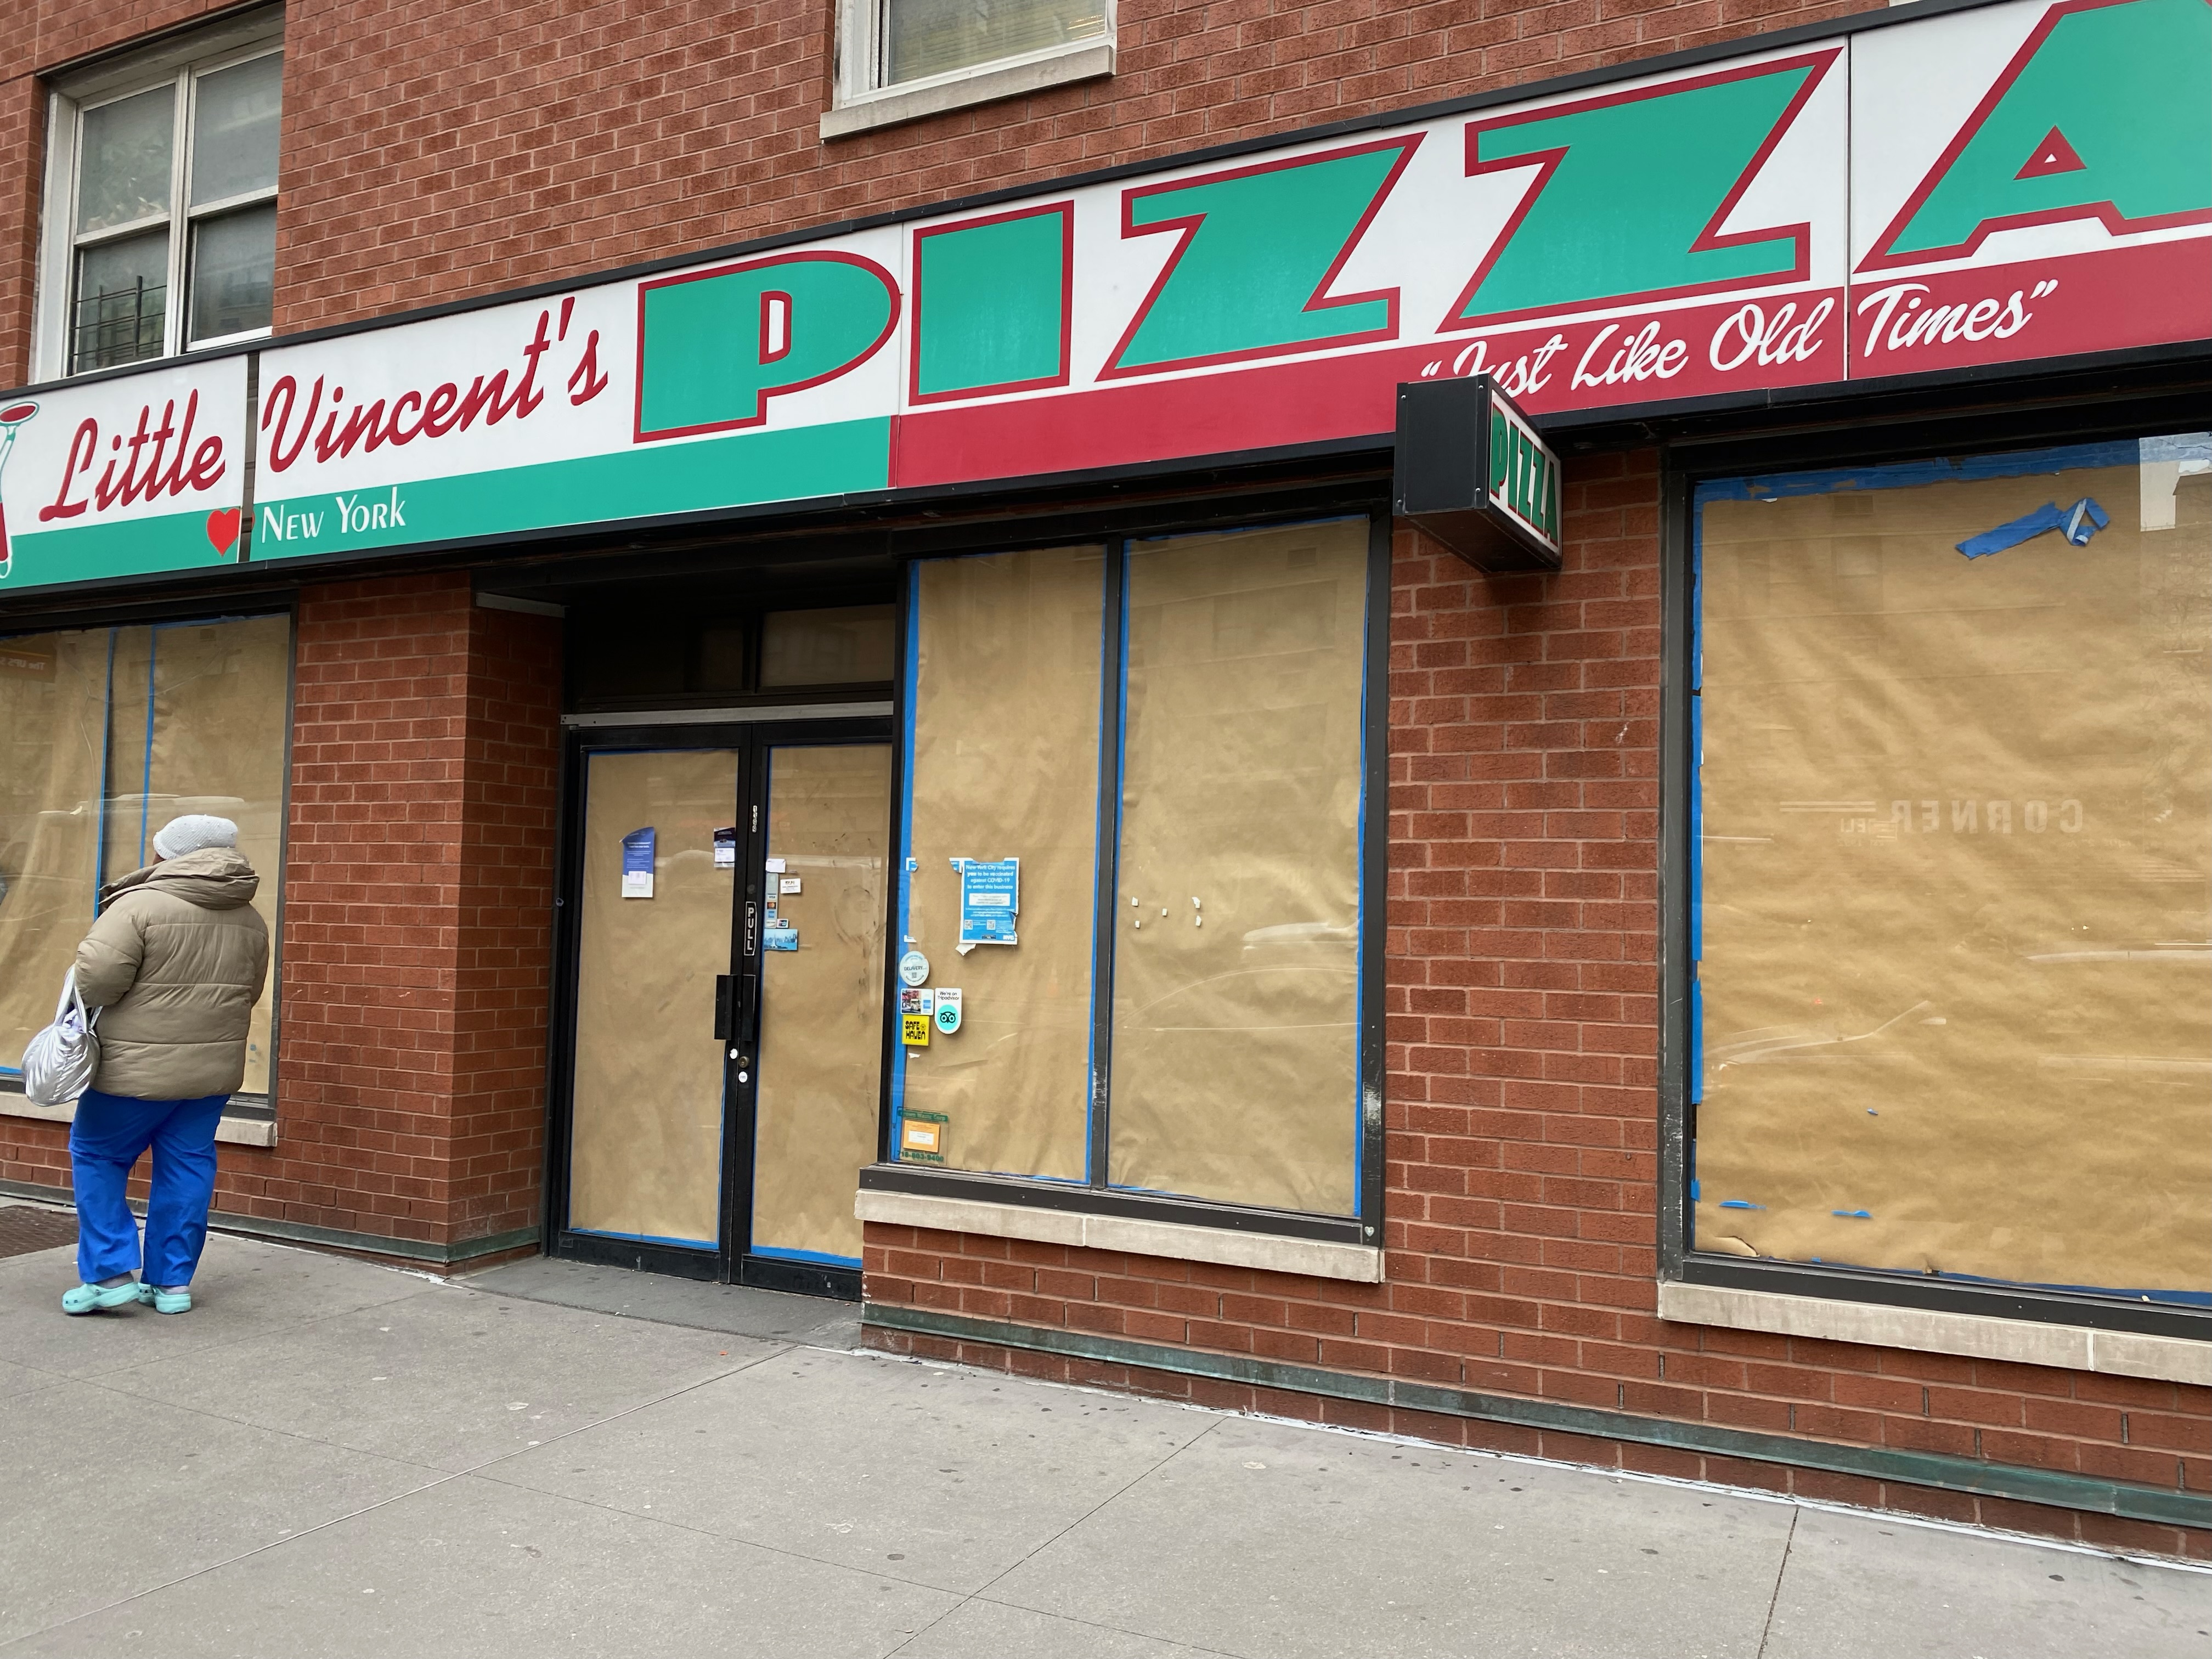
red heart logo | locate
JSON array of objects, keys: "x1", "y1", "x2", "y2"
[{"x1": 206, "y1": 507, "x2": 241, "y2": 557}]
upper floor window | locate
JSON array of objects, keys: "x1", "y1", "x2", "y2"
[
  {"x1": 39, "y1": 14, "x2": 283, "y2": 378},
  {"x1": 881, "y1": 0, "x2": 1107, "y2": 84},
  {"x1": 825, "y1": 0, "x2": 1111, "y2": 139}
]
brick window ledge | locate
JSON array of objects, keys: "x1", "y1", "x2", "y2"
[
  {"x1": 1, "y1": 1091, "x2": 276, "y2": 1148},
  {"x1": 855, "y1": 1184, "x2": 1384, "y2": 1283},
  {"x1": 1658, "y1": 1280, "x2": 2209, "y2": 1387}
]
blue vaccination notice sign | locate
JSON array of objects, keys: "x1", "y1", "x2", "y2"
[{"x1": 957, "y1": 857, "x2": 1018, "y2": 946}]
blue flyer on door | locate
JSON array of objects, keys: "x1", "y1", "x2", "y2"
[
  {"x1": 957, "y1": 857, "x2": 1018, "y2": 946},
  {"x1": 620, "y1": 828, "x2": 655, "y2": 899}
]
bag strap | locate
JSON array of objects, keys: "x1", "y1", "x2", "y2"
[{"x1": 57, "y1": 967, "x2": 97, "y2": 1029}]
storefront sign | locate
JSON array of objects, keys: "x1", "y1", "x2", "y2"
[
  {"x1": 1, "y1": 0, "x2": 2204, "y2": 594},
  {"x1": 0, "y1": 358, "x2": 249, "y2": 591},
  {"x1": 1395, "y1": 376, "x2": 1564, "y2": 571}
]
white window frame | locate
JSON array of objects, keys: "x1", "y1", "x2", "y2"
[
  {"x1": 33, "y1": 7, "x2": 285, "y2": 382},
  {"x1": 822, "y1": 0, "x2": 1114, "y2": 141}
]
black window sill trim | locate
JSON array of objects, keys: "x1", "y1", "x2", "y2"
[
  {"x1": 856, "y1": 1163, "x2": 1369, "y2": 1247},
  {"x1": 1679, "y1": 1254, "x2": 2209, "y2": 1344}
]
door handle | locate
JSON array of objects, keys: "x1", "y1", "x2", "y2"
[{"x1": 713, "y1": 974, "x2": 734, "y2": 1040}]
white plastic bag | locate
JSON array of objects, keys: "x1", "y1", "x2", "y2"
[{"x1": 21, "y1": 969, "x2": 100, "y2": 1106}]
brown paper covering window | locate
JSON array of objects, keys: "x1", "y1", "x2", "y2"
[
  {"x1": 902, "y1": 547, "x2": 1105, "y2": 1182},
  {"x1": 0, "y1": 617, "x2": 289, "y2": 1092},
  {"x1": 0, "y1": 630, "x2": 111, "y2": 1074},
  {"x1": 1108, "y1": 519, "x2": 1368, "y2": 1216},
  {"x1": 750, "y1": 742, "x2": 892, "y2": 1262},
  {"x1": 567, "y1": 749, "x2": 737, "y2": 1246},
  {"x1": 1696, "y1": 455, "x2": 2211, "y2": 1296}
]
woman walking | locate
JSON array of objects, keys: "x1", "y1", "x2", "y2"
[{"x1": 61, "y1": 814, "x2": 270, "y2": 1316}]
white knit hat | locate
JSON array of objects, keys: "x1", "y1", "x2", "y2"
[{"x1": 153, "y1": 814, "x2": 239, "y2": 860}]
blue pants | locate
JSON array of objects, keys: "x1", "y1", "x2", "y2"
[{"x1": 68, "y1": 1090, "x2": 226, "y2": 1288}]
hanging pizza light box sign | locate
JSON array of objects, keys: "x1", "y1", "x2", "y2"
[{"x1": 1393, "y1": 376, "x2": 1564, "y2": 574}]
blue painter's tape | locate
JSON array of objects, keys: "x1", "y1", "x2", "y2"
[
  {"x1": 1689, "y1": 1180, "x2": 1700, "y2": 1202},
  {"x1": 2061, "y1": 495, "x2": 2108, "y2": 545},
  {"x1": 888, "y1": 568, "x2": 922, "y2": 1161},
  {"x1": 1832, "y1": 1209, "x2": 1872, "y2": 1219},
  {"x1": 1956, "y1": 496, "x2": 2108, "y2": 559},
  {"x1": 1958, "y1": 503, "x2": 2066, "y2": 558},
  {"x1": 1694, "y1": 439, "x2": 2140, "y2": 506},
  {"x1": 569, "y1": 1225, "x2": 716, "y2": 1250},
  {"x1": 1719, "y1": 1199, "x2": 1764, "y2": 1210},
  {"x1": 749, "y1": 1243, "x2": 862, "y2": 1269}
]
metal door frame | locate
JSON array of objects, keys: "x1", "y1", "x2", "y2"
[{"x1": 545, "y1": 711, "x2": 893, "y2": 1299}]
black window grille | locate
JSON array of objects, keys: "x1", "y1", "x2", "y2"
[{"x1": 71, "y1": 276, "x2": 166, "y2": 374}]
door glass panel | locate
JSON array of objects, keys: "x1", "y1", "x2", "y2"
[
  {"x1": 1108, "y1": 519, "x2": 1369, "y2": 1215},
  {"x1": 751, "y1": 743, "x2": 893, "y2": 1265},
  {"x1": 568, "y1": 748, "x2": 737, "y2": 1248}
]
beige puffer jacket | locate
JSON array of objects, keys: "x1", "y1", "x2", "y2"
[{"x1": 73, "y1": 848, "x2": 272, "y2": 1100}]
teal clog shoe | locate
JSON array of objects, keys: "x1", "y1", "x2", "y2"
[
  {"x1": 138, "y1": 1285, "x2": 192, "y2": 1314},
  {"x1": 61, "y1": 1280, "x2": 141, "y2": 1314}
]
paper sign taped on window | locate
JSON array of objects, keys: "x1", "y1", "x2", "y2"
[
  {"x1": 957, "y1": 857, "x2": 1019, "y2": 946},
  {"x1": 900, "y1": 1111, "x2": 946, "y2": 1160},
  {"x1": 780, "y1": 876, "x2": 802, "y2": 894},
  {"x1": 763, "y1": 921, "x2": 798, "y2": 951},
  {"x1": 712, "y1": 827, "x2": 737, "y2": 869},
  {"x1": 620, "y1": 828, "x2": 655, "y2": 899}
]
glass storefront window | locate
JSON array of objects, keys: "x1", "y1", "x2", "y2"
[
  {"x1": 898, "y1": 548, "x2": 1105, "y2": 1182},
  {"x1": 892, "y1": 518, "x2": 1375, "y2": 1218},
  {"x1": 1109, "y1": 521, "x2": 1368, "y2": 1214},
  {"x1": 1691, "y1": 435, "x2": 2212, "y2": 1306},
  {"x1": 0, "y1": 614, "x2": 291, "y2": 1098}
]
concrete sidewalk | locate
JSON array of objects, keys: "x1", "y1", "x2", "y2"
[{"x1": 1, "y1": 1227, "x2": 2205, "y2": 1658}]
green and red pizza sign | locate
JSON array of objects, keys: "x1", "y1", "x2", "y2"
[{"x1": 1, "y1": 0, "x2": 2204, "y2": 591}]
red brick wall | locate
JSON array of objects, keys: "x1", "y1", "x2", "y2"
[
  {"x1": 239, "y1": 573, "x2": 560, "y2": 1250},
  {"x1": 862, "y1": 453, "x2": 2212, "y2": 1561},
  {"x1": 448, "y1": 601, "x2": 564, "y2": 1242},
  {"x1": 0, "y1": 574, "x2": 562, "y2": 1256},
  {"x1": 262, "y1": 0, "x2": 1884, "y2": 340}
]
